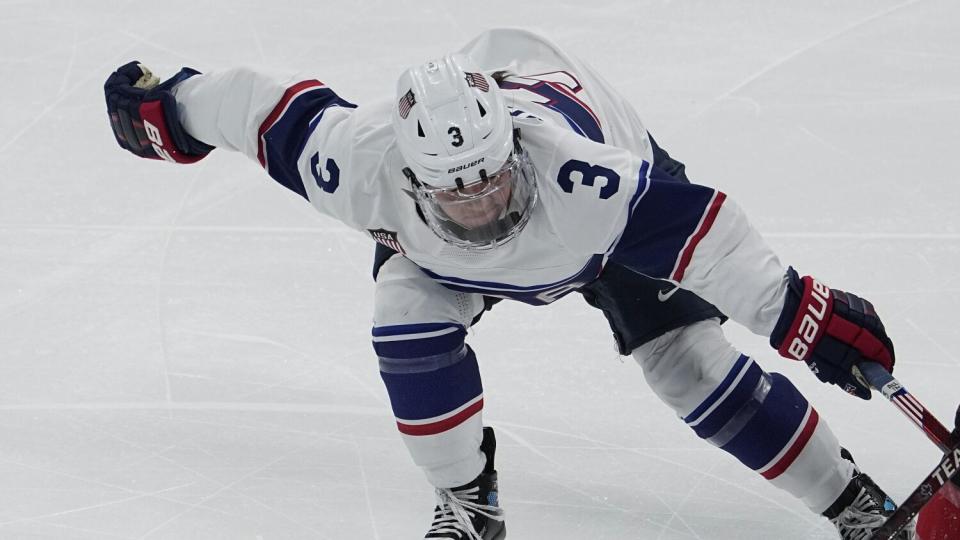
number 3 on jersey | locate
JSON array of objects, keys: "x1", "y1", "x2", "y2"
[{"x1": 557, "y1": 160, "x2": 619, "y2": 199}]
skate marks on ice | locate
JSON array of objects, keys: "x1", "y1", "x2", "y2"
[
  {"x1": 1, "y1": 0, "x2": 959, "y2": 538},
  {"x1": 491, "y1": 421, "x2": 832, "y2": 539}
]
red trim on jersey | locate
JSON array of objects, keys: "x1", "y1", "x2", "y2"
[
  {"x1": 256, "y1": 80, "x2": 325, "y2": 168},
  {"x1": 551, "y1": 80, "x2": 601, "y2": 129},
  {"x1": 761, "y1": 407, "x2": 820, "y2": 480},
  {"x1": 396, "y1": 398, "x2": 484, "y2": 437},
  {"x1": 671, "y1": 191, "x2": 727, "y2": 282}
]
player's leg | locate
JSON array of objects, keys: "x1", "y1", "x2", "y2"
[
  {"x1": 634, "y1": 319, "x2": 854, "y2": 512},
  {"x1": 581, "y1": 263, "x2": 911, "y2": 538},
  {"x1": 372, "y1": 248, "x2": 505, "y2": 539},
  {"x1": 582, "y1": 266, "x2": 850, "y2": 509},
  {"x1": 635, "y1": 321, "x2": 913, "y2": 538}
]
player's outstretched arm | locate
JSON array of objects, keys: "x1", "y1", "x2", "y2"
[
  {"x1": 768, "y1": 267, "x2": 895, "y2": 400},
  {"x1": 104, "y1": 61, "x2": 214, "y2": 163},
  {"x1": 105, "y1": 62, "x2": 362, "y2": 211},
  {"x1": 645, "y1": 189, "x2": 896, "y2": 398},
  {"x1": 613, "y1": 180, "x2": 895, "y2": 399}
]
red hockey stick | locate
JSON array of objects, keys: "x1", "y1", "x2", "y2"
[
  {"x1": 857, "y1": 362, "x2": 960, "y2": 540},
  {"x1": 858, "y1": 362, "x2": 954, "y2": 452}
]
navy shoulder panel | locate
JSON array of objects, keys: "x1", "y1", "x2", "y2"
[{"x1": 256, "y1": 80, "x2": 356, "y2": 199}]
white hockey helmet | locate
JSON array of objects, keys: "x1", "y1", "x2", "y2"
[{"x1": 393, "y1": 54, "x2": 538, "y2": 250}]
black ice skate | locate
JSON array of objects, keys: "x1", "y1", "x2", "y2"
[
  {"x1": 823, "y1": 449, "x2": 915, "y2": 540},
  {"x1": 424, "y1": 427, "x2": 506, "y2": 540}
]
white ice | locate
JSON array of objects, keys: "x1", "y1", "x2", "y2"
[{"x1": 1, "y1": 1, "x2": 958, "y2": 538}]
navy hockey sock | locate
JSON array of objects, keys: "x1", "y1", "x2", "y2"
[
  {"x1": 374, "y1": 322, "x2": 486, "y2": 487},
  {"x1": 684, "y1": 356, "x2": 819, "y2": 480}
]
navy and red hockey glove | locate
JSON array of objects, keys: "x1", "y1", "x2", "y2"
[
  {"x1": 104, "y1": 61, "x2": 213, "y2": 163},
  {"x1": 770, "y1": 267, "x2": 895, "y2": 400}
]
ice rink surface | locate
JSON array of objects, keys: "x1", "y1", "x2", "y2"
[{"x1": 1, "y1": 0, "x2": 959, "y2": 538}]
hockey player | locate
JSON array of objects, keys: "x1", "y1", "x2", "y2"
[{"x1": 104, "y1": 28, "x2": 914, "y2": 539}]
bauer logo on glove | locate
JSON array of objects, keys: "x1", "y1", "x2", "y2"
[
  {"x1": 104, "y1": 61, "x2": 214, "y2": 163},
  {"x1": 771, "y1": 267, "x2": 895, "y2": 400},
  {"x1": 781, "y1": 277, "x2": 831, "y2": 362}
]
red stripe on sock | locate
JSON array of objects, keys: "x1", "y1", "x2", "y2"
[
  {"x1": 761, "y1": 408, "x2": 820, "y2": 480},
  {"x1": 396, "y1": 399, "x2": 484, "y2": 437}
]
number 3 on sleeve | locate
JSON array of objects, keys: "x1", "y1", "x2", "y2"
[{"x1": 556, "y1": 159, "x2": 620, "y2": 199}]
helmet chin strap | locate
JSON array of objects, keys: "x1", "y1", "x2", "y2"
[{"x1": 402, "y1": 166, "x2": 421, "y2": 189}]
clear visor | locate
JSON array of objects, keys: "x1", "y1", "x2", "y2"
[{"x1": 415, "y1": 150, "x2": 538, "y2": 250}]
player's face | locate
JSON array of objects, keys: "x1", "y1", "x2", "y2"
[
  {"x1": 413, "y1": 148, "x2": 538, "y2": 250},
  {"x1": 433, "y1": 172, "x2": 513, "y2": 229}
]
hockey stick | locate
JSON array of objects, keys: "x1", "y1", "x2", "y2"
[
  {"x1": 858, "y1": 362, "x2": 954, "y2": 452},
  {"x1": 869, "y1": 440, "x2": 960, "y2": 540},
  {"x1": 857, "y1": 362, "x2": 960, "y2": 540}
]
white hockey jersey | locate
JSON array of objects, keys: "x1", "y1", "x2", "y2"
[{"x1": 173, "y1": 28, "x2": 788, "y2": 336}]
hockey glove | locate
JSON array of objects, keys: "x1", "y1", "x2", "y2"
[
  {"x1": 770, "y1": 267, "x2": 894, "y2": 400},
  {"x1": 104, "y1": 61, "x2": 213, "y2": 163}
]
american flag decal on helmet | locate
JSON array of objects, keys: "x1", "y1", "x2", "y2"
[
  {"x1": 464, "y1": 72, "x2": 489, "y2": 92},
  {"x1": 369, "y1": 228, "x2": 406, "y2": 254},
  {"x1": 398, "y1": 89, "x2": 416, "y2": 119}
]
